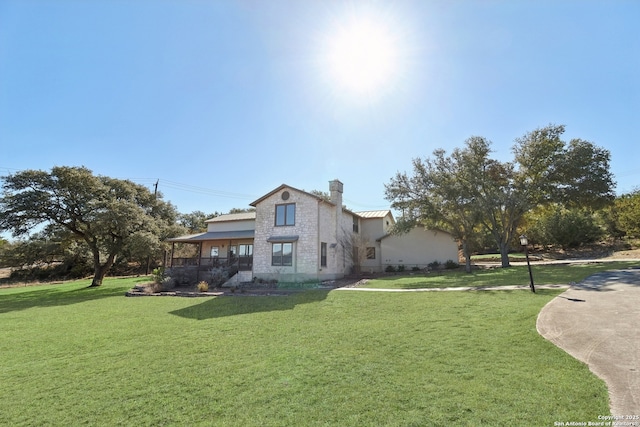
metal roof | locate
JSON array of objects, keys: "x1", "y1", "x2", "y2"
[
  {"x1": 266, "y1": 235, "x2": 300, "y2": 242},
  {"x1": 167, "y1": 230, "x2": 255, "y2": 242},
  {"x1": 205, "y1": 212, "x2": 256, "y2": 223},
  {"x1": 355, "y1": 210, "x2": 393, "y2": 219}
]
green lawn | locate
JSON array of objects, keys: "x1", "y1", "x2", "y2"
[
  {"x1": 0, "y1": 276, "x2": 610, "y2": 426},
  {"x1": 366, "y1": 261, "x2": 639, "y2": 289}
]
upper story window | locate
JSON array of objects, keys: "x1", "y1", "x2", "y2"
[
  {"x1": 275, "y1": 203, "x2": 295, "y2": 226},
  {"x1": 352, "y1": 216, "x2": 359, "y2": 233}
]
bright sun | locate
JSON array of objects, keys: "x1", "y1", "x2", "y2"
[{"x1": 323, "y1": 13, "x2": 400, "y2": 98}]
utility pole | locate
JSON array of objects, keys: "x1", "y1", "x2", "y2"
[{"x1": 146, "y1": 179, "x2": 160, "y2": 275}]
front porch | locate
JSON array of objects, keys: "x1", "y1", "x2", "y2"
[
  {"x1": 165, "y1": 231, "x2": 255, "y2": 285},
  {"x1": 167, "y1": 230, "x2": 255, "y2": 266}
]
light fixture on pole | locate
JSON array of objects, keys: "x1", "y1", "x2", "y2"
[{"x1": 520, "y1": 235, "x2": 535, "y2": 293}]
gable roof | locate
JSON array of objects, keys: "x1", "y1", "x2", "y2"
[
  {"x1": 206, "y1": 212, "x2": 256, "y2": 223},
  {"x1": 355, "y1": 210, "x2": 394, "y2": 220},
  {"x1": 249, "y1": 184, "x2": 335, "y2": 207}
]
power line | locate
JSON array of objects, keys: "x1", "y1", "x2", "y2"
[{"x1": 343, "y1": 197, "x2": 390, "y2": 210}]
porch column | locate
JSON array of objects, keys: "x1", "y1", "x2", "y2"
[
  {"x1": 197, "y1": 242, "x2": 203, "y2": 282},
  {"x1": 170, "y1": 242, "x2": 175, "y2": 268}
]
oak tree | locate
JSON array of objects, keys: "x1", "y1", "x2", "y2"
[
  {"x1": 0, "y1": 166, "x2": 179, "y2": 286},
  {"x1": 386, "y1": 125, "x2": 615, "y2": 268}
]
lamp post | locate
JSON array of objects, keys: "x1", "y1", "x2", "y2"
[{"x1": 520, "y1": 235, "x2": 535, "y2": 293}]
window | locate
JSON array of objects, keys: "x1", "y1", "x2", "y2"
[
  {"x1": 272, "y1": 242, "x2": 293, "y2": 266},
  {"x1": 275, "y1": 203, "x2": 295, "y2": 226},
  {"x1": 320, "y1": 242, "x2": 327, "y2": 267},
  {"x1": 352, "y1": 216, "x2": 359, "y2": 233},
  {"x1": 210, "y1": 247, "x2": 219, "y2": 257},
  {"x1": 366, "y1": 247, "x2": 376, "y2": 259},
  {"x1": 239, "y1": 244, "x2": 253, "y2": 257}
]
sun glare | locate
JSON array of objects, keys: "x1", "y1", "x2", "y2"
[{"x1": 322, "y1": 11, "x2": 402, "y2": 100}]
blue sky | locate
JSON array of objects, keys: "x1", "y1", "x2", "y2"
[{"x1": 1, "y1": 0, "x2": 638, "y2": 217}]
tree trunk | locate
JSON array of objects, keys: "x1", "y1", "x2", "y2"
[
  {"x1": 499, "y1": 241, "x2": 511, "y2": 268},
  {"x1": 88, "y1": 251, "x2": 117, "y2": 287},
  {"x1": 462, "y1": 240, "x2": 472, "y2": 273},
  {"x1": 90, "y1": 264, "x2": 108, "y2": 287}
]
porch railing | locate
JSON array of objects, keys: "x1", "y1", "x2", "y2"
[{"x1": 170, "y1": 256, "x2": 253, "y2": 271}]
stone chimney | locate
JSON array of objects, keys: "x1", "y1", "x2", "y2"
[
  {"x1": 329, "y1": 179, "x2": 343, "y2": 208},
  {"x1": 329, "y1": 179, "x2": 344, "y2": 250}
]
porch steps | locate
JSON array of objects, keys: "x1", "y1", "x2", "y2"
[{"x1": 222, "y1": 270, "x2": 253, "y2": 288}]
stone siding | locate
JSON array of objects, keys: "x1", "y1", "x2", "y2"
[{"x1": 252, "y1": 186, "x2": 350, "y2": 282}]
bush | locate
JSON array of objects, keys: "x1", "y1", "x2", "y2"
[
  {"x1": 161, "y1": 276, "x2": 175, "y2": 291},
  {"x1": 385, "y1": 265, "x2": 396, "y2": 273},
  {"x1": 151, "y1": 267, "x2": 165, "y2": 284},
  {"x1": 428, "y1": 260, "x2": 441, "y2": 270},
  {"x1": 397, "y1": 265, "x2": 406, "y2": 272},
  {"x1": 170, "y1": 268, "x2": 197, "y2": 286},
  {"x1": 411, "y1": 266, "x2": 421, "y2": 271},
  {"x1": 528, "y1": 207, "x2": 603, "y2": 249},
  {"x1": 197, "y1": 281, "x2": 209, "y2": 292},
  {"x1": 209, "y1": 267, "x2": 229, "y2": 288},
  {"x1": 445, "y1": 260, "x2": 459, "y2": 269}
]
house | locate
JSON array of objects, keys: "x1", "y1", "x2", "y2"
[{"x1": 167, "y1": 180, "x2": 458, "y2": 284}]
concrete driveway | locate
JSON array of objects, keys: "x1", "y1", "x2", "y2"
[{"x1": 537, "y1": 268, "x2": 640, "y2": 416}]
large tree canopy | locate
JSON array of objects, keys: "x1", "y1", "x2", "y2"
[
  {"x1": 386, "y1": 125, "x2": 615, "y2": 268},
  {"x1": 0, "y1": 166, "x2": 179, "y2": 286},
  {"x1": 610, "y1": 191, "x2": 640, "y2": 238}
]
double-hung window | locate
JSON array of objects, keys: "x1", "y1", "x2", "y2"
[
  {"x1": 275, "y1": 203, "x2": 295, "y2": 226},
  {"x1": 366, "y1": 247, "x2": 376, "y2": 259},
  {"x1": 272, "y1": 243, "x2": 293, "y2": 266}
]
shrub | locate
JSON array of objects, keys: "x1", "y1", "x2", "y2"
[
  {"x1": 197, "y1": 281, "x2": 209, "y2": 292},
  {"x1": 528, "y1": 207, "x2": 603, "y2": 249},
  {"x1": 397, "y1": 264, "x2": 406, "y2": 272},
  {"x1": 209, "y1": 267, "x2": 229, "y2": 288},
  {"x1": 161, "y1": 276, "x2": 175, "y2": 291},
  {"x1": 385, "y1": 265, "x2": 396, "y2": 273},
  {"x1": 170, "y1": 268, "x2": 197, "y2": 286},
  {"x1": 445, "y1": 260, "x2": 459, "y2": 269},
  {"x1": 152, "y1": 267, "x2": 165, "y2": 284},
  {"x1": 428, "y1": 260, "x2": 441, "y2": 270},
  {"x1": 412, "y1": 266, "x2": 421, "y2": 271}
]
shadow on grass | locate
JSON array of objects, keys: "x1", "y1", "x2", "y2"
[
  {"x1": 169, "y1": 289, "x2": 331, "y2": 320},
  {"x1": 0, "y1": 277, "x2": 147, "y2": 314}
]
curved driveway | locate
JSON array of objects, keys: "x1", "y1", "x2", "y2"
[{"x1": 537, "y1": 268, "x2": 640, "y2": 416}]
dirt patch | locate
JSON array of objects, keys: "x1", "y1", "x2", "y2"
[{"x1": 604, "y1": 248, "x2": 640, "y2": 259}]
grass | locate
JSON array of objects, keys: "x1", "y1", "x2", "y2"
[
  {"x1": 365, "y1": 261, "x2": 640, "y2": 289},
  {"x1": 0, "y1": 276, "x2": 611, "y2": 426}
]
